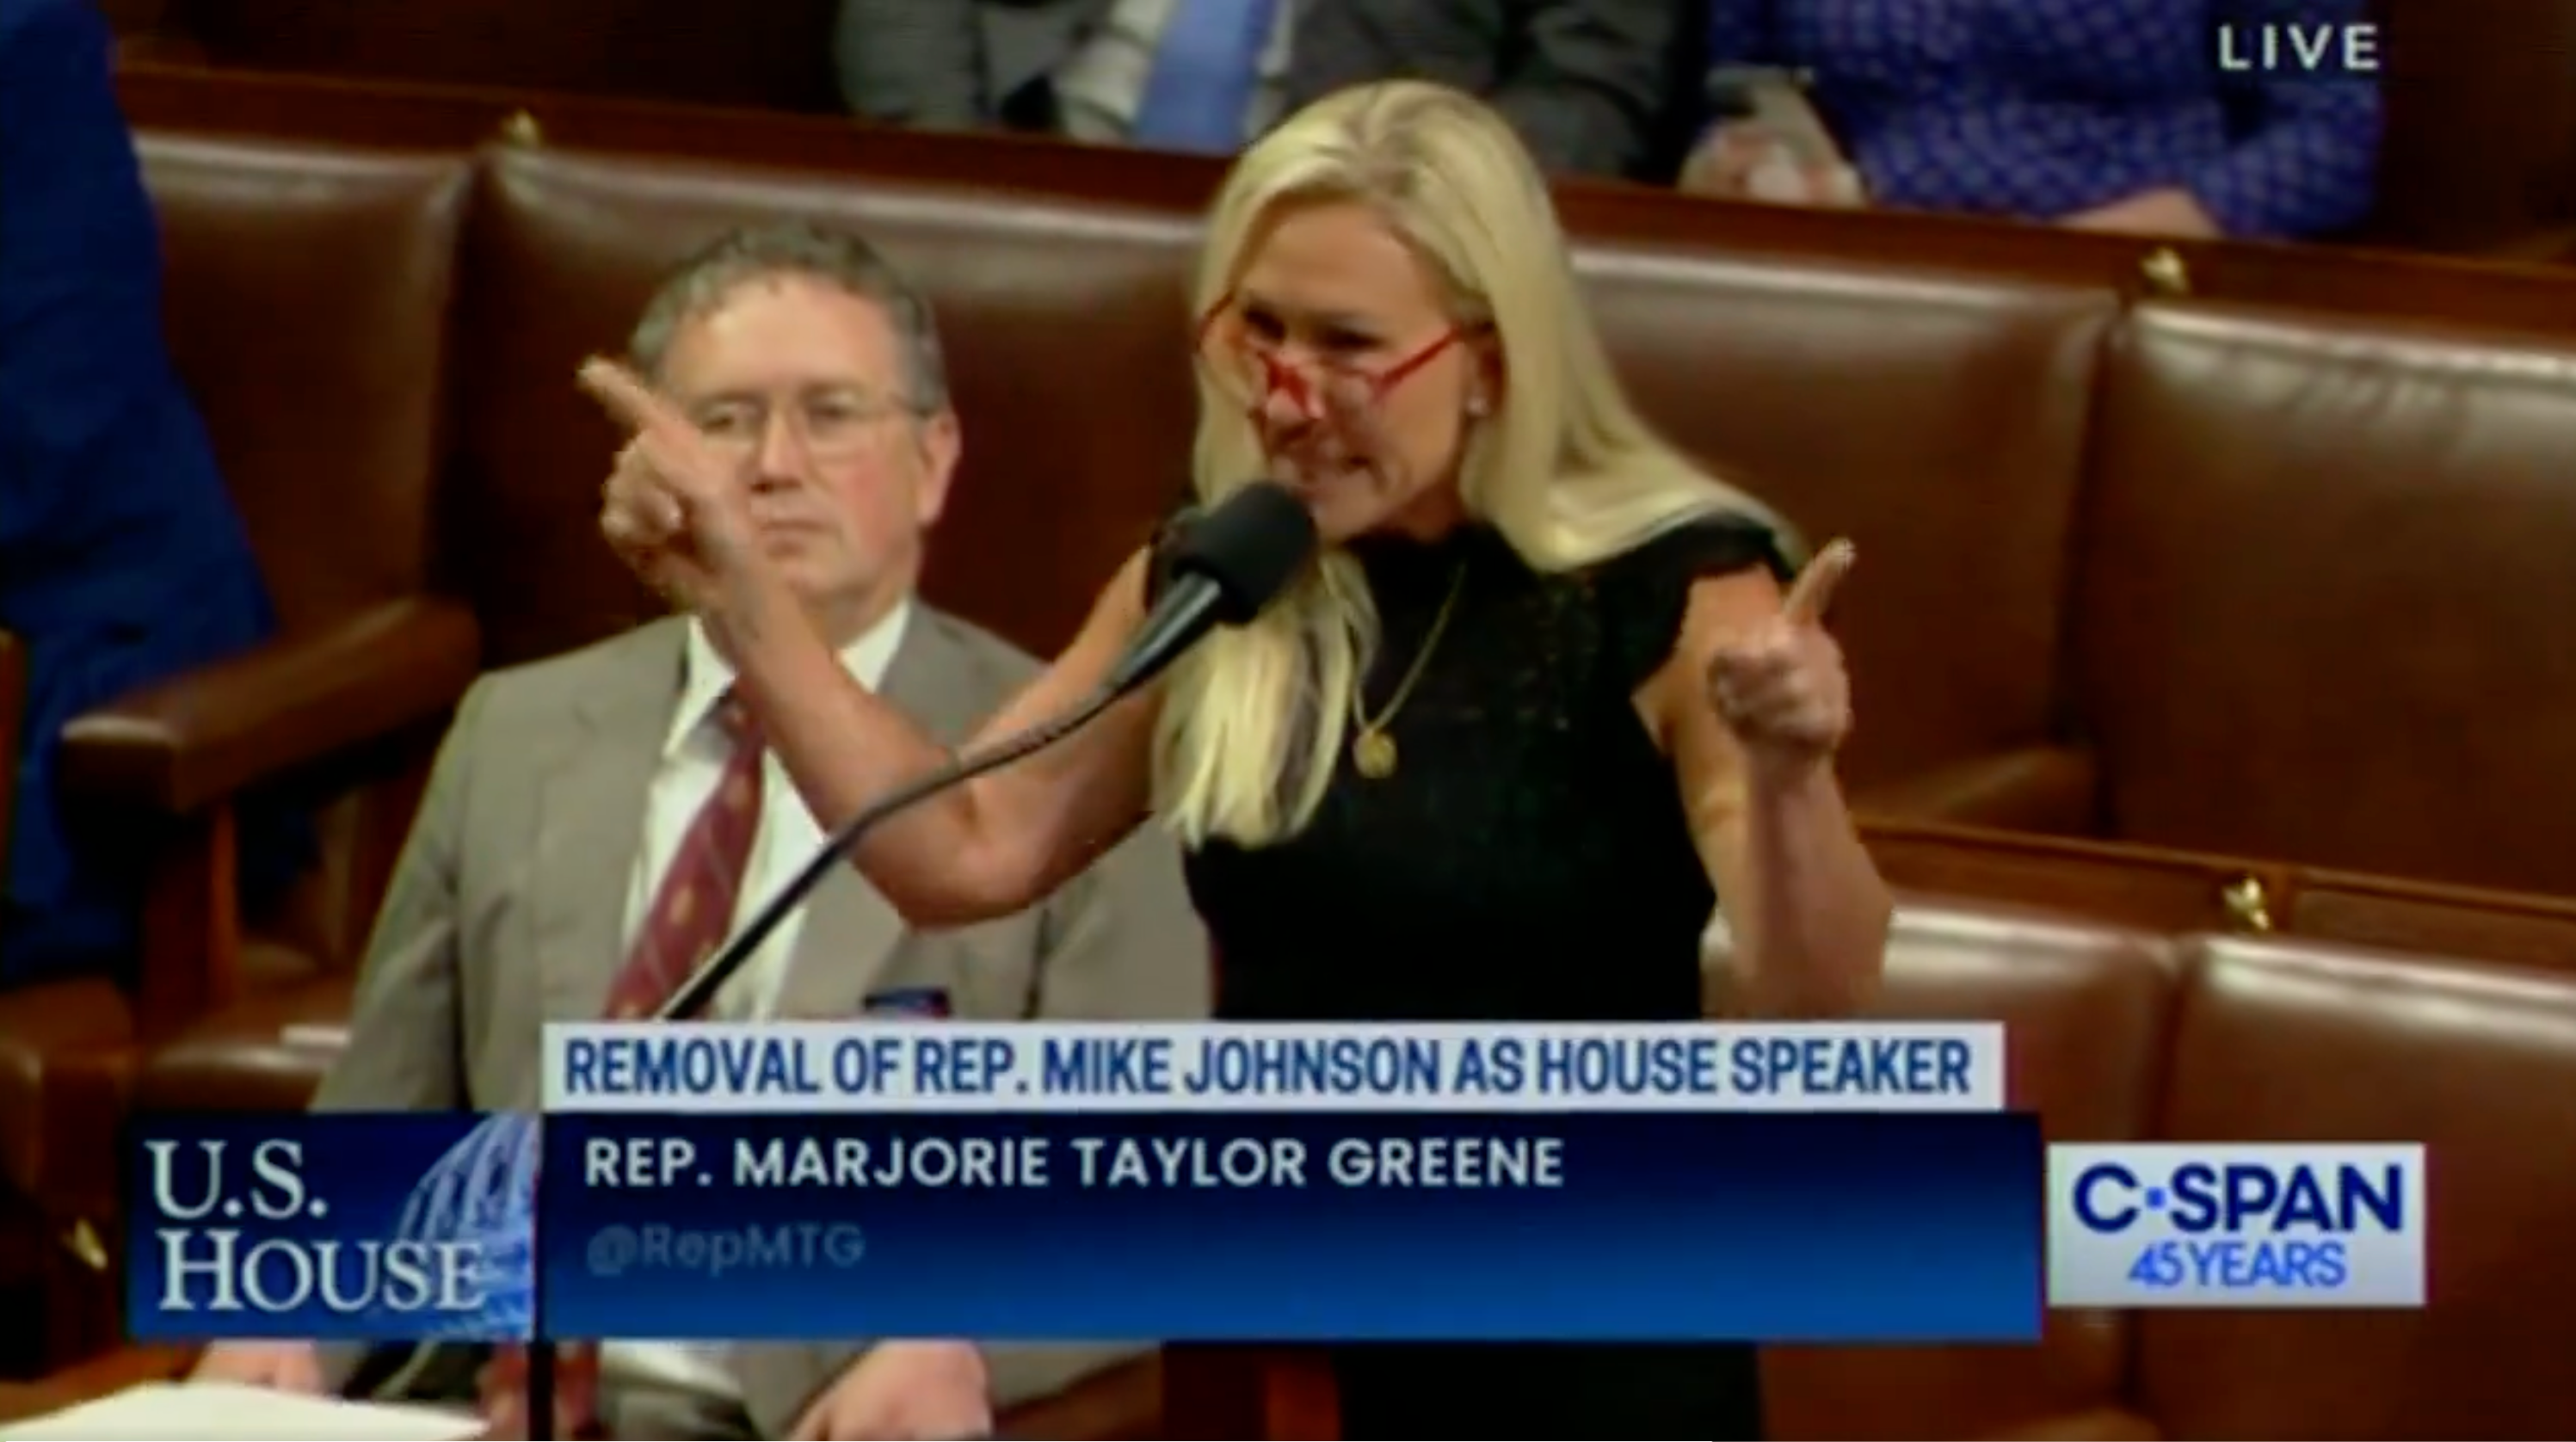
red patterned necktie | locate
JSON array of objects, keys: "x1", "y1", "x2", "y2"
[
  {"x1": 492, "y1": 693, "x2": 764, "y2": 1435},
  {"x1": 603, "y1": 691, "x2": 766, "y2": 1019}
]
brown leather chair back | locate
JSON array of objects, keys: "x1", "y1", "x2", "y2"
[
  {"x1": 2144, "y1": 935, "x2": 2576, "y2": 1438},
  {"x1": 2075, "y1": 301, "x2": 2576, "y2": 894},
  {"x1": 1754, "y1": 905, "x2": 2172, "y2": 1439},
  {"x1": 140, "y1": 136, "x2": 469, "y2": 631}
]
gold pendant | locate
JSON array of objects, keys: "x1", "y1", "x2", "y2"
[{"x1": 1352, "y1": 729, "x2": 1398, "y2": 779}]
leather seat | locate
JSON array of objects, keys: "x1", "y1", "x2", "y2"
[{"x1": 131, "y1": 972, "x2": 354, "y2": 1115}]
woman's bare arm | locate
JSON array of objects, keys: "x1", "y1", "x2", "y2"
[
  {"x1": 1648, "y1": 565, "x2": 1889, "y2": 1017},
  {"x1": 583, "y1": 354, "x2": 1165, "y2": 926},
  {"x1": 720, "y1": 547, "x2": 1166, "y2": 927}
]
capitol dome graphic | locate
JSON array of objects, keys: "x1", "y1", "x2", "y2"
[{"x1": 391, "y1": 1113, "x2": 540, "y2": 1340}]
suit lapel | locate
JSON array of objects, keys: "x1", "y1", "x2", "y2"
[
  {"x1": 527, "y1": 621, "x2": 687, "y2": 1024},
  {"x1": 771, "y1": 613, "x2": 989, "y2": 1020}
]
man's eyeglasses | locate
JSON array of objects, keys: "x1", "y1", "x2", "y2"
[{"x1": 686, "y1": 390, "x2": 921, "y2": 460}]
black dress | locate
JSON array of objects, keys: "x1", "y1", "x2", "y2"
[{"x1": 1178, "y1": 513, "x2": 1790, "y2": 1439}]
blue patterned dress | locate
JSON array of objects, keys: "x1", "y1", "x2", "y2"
[{"x1": 1706, "y1": 0, "x2": 2382, "y2": 237}]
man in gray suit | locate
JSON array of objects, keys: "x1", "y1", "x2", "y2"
[
  {"x1": 835, "y1": 0, "x2": 1692, "y2": 180},
  {"x1": 187, "y1": 222, "x2": 1208, "y2": 1439}
]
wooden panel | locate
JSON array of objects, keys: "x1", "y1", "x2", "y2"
[
  {"x1": 1869, "y1": 821, "x2": 2576, "y2": 974},
  {"x1": 163, "y1": 0, "x2": 844, "y2": 114},
  {"x1": 1868, "y1": 822, "x2": 2284, "y2": 935},
  {"x1": 2290, "y1": 871, "x2": 2576, "y2": 971}
]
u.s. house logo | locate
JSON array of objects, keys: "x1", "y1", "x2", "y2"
[{"x1": 144, "y1": 1114, "x2": 538, "y2": 1337}]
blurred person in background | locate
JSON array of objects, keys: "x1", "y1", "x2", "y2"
[
  {"x1": 1681, "y1": 0, "x2": 2382, "y2": 239},
  {"x1": 834, "y1": 0, "x2": 1692, "y2": 180},
  {"x1": 589, "y1": 81, "x2": 1891, "y2": 1439},
  {"x1": 0, "y1": 0, "x2": 304, "y2": 987},
  {"x1": 187, "y1": 223, "x2": 1206, "y2": 1439}
]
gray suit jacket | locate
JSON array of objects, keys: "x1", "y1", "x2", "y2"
[
  {"x1": 311, "y1": 609, "x2": 1209, "y2": 1438},
  {"x1": 835, "y1": 0, "x2": 1690, "y2": 179}
]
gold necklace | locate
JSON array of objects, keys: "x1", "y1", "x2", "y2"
[{"x1": 1349, "y1": 566, "x2": 1466, "y2": 780}]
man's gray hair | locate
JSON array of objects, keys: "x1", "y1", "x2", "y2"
[{"x1": 626, "y1": 222, "x2": 952, "y2": 411}]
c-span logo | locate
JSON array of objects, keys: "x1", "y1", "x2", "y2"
[{"x1": 2047, "y1": 1143, "x2": 2425, "y2": 1308}]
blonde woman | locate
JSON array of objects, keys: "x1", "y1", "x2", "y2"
[{"x1": 589, "y1": 80, "x2": 1891, "y2": 1439}]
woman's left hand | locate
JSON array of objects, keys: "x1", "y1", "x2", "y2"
[{"x1": 1705, "y1": 539, "x2": 1856, "y2": 773}]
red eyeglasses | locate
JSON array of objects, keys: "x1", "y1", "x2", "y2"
[{"x1": 1193, "y1": 295, "x2": 1462, "y2": 419}]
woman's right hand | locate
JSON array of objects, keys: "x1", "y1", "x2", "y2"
[{"x1": 580, "y1": 357, "x2": 767, "y2": 615}]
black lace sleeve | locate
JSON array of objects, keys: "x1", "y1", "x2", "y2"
[{"x1": 1594, "y1": 512, "x2": 1796, "y2": 693}]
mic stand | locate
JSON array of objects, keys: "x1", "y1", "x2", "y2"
[
  {"x1": 523, "y1": 1338, "x2": 553, "y2": 1442},
  {"x1": 522, "y1": 683, "x2": 1127, "y2": 1438},
  {"x1": 659, "y1": 682, "x2": 1125, "y2": 1021}
]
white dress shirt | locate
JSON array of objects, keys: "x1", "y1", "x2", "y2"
[{"x1": 601, "y1": 600, "x2": 909, "y2": 1402}]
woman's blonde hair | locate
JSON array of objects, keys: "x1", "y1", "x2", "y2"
[{"x1": 1153, "y1": 80, "x2": 1792, "y2": 847}]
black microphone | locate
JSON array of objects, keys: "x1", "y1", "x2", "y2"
[
  {"x1": 651, "y1": 478, "x2": 1314, "y2": 1023},
  {"x1": 1101, "y1": 479, "x2": 1315, "y2": 695}
]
